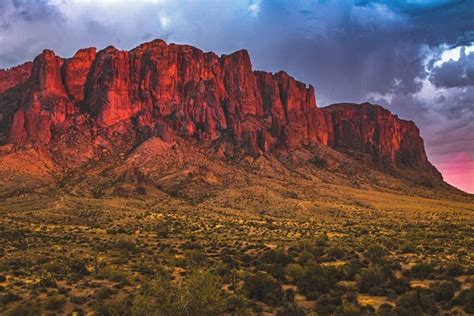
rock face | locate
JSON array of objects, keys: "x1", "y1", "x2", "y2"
[
  {"x1": 0, "y1": 39, "x2": 440, "y2": 179},
  {"x1": 322, "y1": 103, "x2": 440, "y2": 177},
  {"x1": 0, "y1": 62, "x2": 32, "y2": 94}
]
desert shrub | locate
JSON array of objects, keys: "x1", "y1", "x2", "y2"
[
  {"x1": 356, "y1": 266, "x2": 385, "y2": 293},
  {"x1": 5, "y1": 302, "x2": 41, "y2": 316},
  {"x1": 430, "y1": 281, "x2": 457, "y2": 301},
  {"x1": 400, "y1": 241, "x2": 417, "y2": 254},
  {"x1": 185, "y1": 249, "x2": 208, "y2": 266},
  {"x1": 96, "y1": 287, "x2": 115, "y2": 300},
  {"x1": 285, "y1": 263, "x2": 304, "y2": 282},
  {"x1": 315, "y1": 293, "x2": 342, "y2": 315},
  {"x1": 156, "y1": 225, "x2": 170, "y2": 238},
  {"x1": 277, "y1": 289, "x2": 305, "y2": 316},
  {"x1": 132, "y1": 270, "x2": 227, "y2": 316},
  {"x1": 365, "y1": 244, "x2": 386, "y2": 263},
  {"x1": 95, "y1": 299, "x2": 131, "y2": 316},
  {"x1": 99, "y1": 267, "x2": 130, "y2": 284},
  {"x1": 378, "y1": 303, "x2": 395, "y2": 316},
  {"x1": 44, "y1": 293, "x2": 67, "y2": 310},
  {"x1": 243, "y1": 272, "x2": 282, "y2": 306},
  {"x1": 45, "y1": 261, "x2": 66, "y2": 276},
  {"x1": 327, "y1": 246, "x2": 345, "y2": 259},
  {"x1": 409, "y1": 263, "x2": 435, "y2": 279},
  {"x1": 38, "y1": 276, "x2": 57, "y2": 288},
  {"x1": 388, "y1": 276, "x2": 410, "y2": 295},
  {"x1": 293, "y1": 264, "x2": 341, "y2": 299},
  {"x1": 443, "y1": 262, "x2": 464, "y2": 277},
  {"x1": 225, "y1": 293, "x2": 251, "y2": 315},
  {"x1": 1, "y1": 292, "x2": 21, "y2": 304},
  {"x1": 186, "y1": 270, "x2": 228, "y2": 315},
  {"x1": 344, "y1": 259, "x2": 362, "y2": 280},
  {"x1": 335, "y1": 302, "x2": 363, "y2": 315},
  {"x1": 259, "y1": 249, "x2": 293, "y2": 267},
  {"x1": 395, "y1": 289, "x2": 438, "y2": 315},
  {"x1": 257, "y1": 249, "x2": 293, "y2": 280},
  {"x1": 114, "y1": 239, "x2": 139, "y2": 253},
  {"x1": 453, "y1": 288, "x2": 474, "y2": 314},
  {"x1": 69, "y1": 258, "x2": 90, "y2": 276}
]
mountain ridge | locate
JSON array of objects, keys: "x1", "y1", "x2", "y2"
[{"x1": 0, "y1": 39, "x2": 452, "y2": 196}]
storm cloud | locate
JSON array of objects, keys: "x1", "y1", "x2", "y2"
[{"x1": 0, "y1": 0, "x2": 472, "y2": 192}]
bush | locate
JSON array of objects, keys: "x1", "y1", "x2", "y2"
[
  {"x1": 315, "y1": 293, "x2": 342, "y2": 315},
  {"x1": 410, "y1": 263, "x2": 435, "y2": 279},
  {"x1": 444, "y1": 262, "x2": 464, "y2": 277},
  {"x1": 259, "y1": 249, "x2": 293, "y2": 267},
  {"x1": 243, "y1": 272, "x2": 282, "y2": 306},
  {"x1": 95, "y1": 299, "x2": 131, "y2": 316},
  {"x1": 38, "y1": 277, "x2": 57, "y2": 288},
  {"x1": 395, "y1": 289, "x2": 438, "y2": 315},
  {"x1": 378, "y1": 303, "x2": 395, "y2": 316},
  {"x1": 400, "y1": 241, "x2": 417, "y2": 254},
  {"x1": 293, "y1": 264, "x2": 341, "y2": 299},
  {"x1": 96, "y1": 287, "x2": 115, "y2": 300},
  {"x1": 430, "y1": 281, "x2": 457, "y2": 301},
  {"x1": 132, "y1": 270, "x2": 227, "y2": 316},
  {"x1": 366, "y1": 244, "x2": 386, "y2": 263},
  {"x1": 327, "y1": 247, "x2": 345, "y2": 259},
  {"x1": 1, "y1": 292, "x2": 21, "y2": 305},
  {"x1": 99, "y1": 267, "x2": 130, "y2": 284},
  {"x1": 453, "y1": 288, "x2": 474, "y2": 314},
  {"x1": 44, "y1": 293, "x2": 67, "y2": 311},
  {"x1": 114, "y1": 239, "x2": 139, "y2": 253},
  {"x1": 356, "y1": 266, "x2": 385, "y2": 293},
  {"x1": 69, "y1": 258, "x2": 90, "y2": 276}
]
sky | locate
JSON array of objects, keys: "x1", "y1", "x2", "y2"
[{"x1": 0, "y1": 0, "x2": 473, "y2": 193}]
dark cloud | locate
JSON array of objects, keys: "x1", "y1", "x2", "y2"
[{"x1": 430, "y1": 49, "x2": 474, "y2": 88}]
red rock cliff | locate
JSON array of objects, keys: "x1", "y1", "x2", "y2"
[
  {"x1": 0, "y1": 39, "x2": 439, "y2": 178},
  {"x1": 322, "y1": 103, "x2": 441, "y2": 177}
]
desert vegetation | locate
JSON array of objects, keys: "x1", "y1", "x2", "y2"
[{"x1": 0, "y1": 188, "x2": 472, "y2": 315}]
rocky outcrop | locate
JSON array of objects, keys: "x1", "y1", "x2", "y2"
[
  {"x1": 323, "y1": 103, "x2": 441, "y2": 178},
  {"x1": 0, "y1": 39, "x2": 440, "y2": 179},
  {"x1": 0, "y1": 62, "x2": 32, "y2": 94}
]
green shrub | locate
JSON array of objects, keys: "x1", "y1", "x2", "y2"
[
  {"x1": 400, "y1": 241, "x2": 417, "y2": 254},
  {"x1": 96, "y1": 287, "x2": 115, "y2": 300},
  {"x1": 44, "y1": 293, "x2": 67, "y2": 311},
  {"x1": 132, "y1": 270, "x2": 227, "y2": 316},
  {"x1": 444, "y1": 262, "x2": 464, "y2": 277},
  {"x1": 69, "y1": 258, "x2": 90, "y2": 276},
  {"x1": 356, "y1": 266, "x2": 385, "y2": 293},
  {"x1": 395, "y1": 289, "x2": 438, "y2": 315},
  {"x1": 293, "y1": 264, "x2": 341, "y2": 299},
  {"x1": 366, "y1": 244, "x2": 386, "y2": 263},
  {"x1": 430, "y1": 281, "x2": 457, "y2": 301},
  {"x1": 95, "y1": 299, "x2": 131, "y2": 316},
  {"x1": 327, "y1": 247, "x2": 345, "y2": 259},
  {"x1": 410, "y1": 263, "x2": 435, "y2": 279},
  {"x1": 453, "y1": 288, "x2": 474, "y2": 314},
  {"x1": 243, "y1": 272, "x2": 282, "y2": 306}
]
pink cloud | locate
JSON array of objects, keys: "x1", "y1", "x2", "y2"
[{"x1": 432, "y1": 151, "x2": 474, "y2": 193}]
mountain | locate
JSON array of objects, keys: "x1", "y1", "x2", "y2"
[{"x1": 0, "y1": 39, "x2": 460, "y2": 200}]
